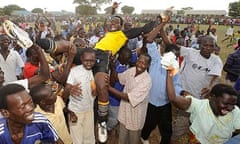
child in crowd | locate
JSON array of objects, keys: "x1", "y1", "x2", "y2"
[{"x1": 65, "y1": 48, "x2": 97, "y2": 144}]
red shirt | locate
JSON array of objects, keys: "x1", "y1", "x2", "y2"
[{"x1": 24, "y1": 62, "x2": 39, "y2": 79}]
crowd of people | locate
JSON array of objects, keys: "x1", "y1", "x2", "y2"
[{"x1": 0, "y1": 4, "x2": 240, "y2": 144}]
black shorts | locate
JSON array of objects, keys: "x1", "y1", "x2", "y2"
[{"x1": 93, "y1": 49, "x2": 110, "y2": 75}]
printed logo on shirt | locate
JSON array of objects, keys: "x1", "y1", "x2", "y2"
[{"x1": 192, "y1": 63, "x2": 210, "y2": 72}]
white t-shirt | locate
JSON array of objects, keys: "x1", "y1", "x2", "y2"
[
  {"x1": 67, "y1": 65, "x2": 95, "y2": 113},
  {"x1": 226, "y1": 27, "x2": 234, "y2": 36},
  {"x1": 186, "y1": 96, "x2": 240, "y2": 144},
  {"x1": 0, "y1": 50, "x2": 24, "y2": 83},
  {"x1": 180, "y1": 47, "x2": 223, "y2": 98}
]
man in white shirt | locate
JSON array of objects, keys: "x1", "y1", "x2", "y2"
[{"x1": 0, "y1": 35, "x2": 24, "y2": 83}]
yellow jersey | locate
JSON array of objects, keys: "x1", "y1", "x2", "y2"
[{"x1": 95, "y1": 31, "x2": 127, "y2": 55}]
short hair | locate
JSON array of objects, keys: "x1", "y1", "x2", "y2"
[
  {"x1": 29, "y1": 84, "x2": 47, "y2": 105},
  {"x1": 139, "y1": 53, "x2": 152, "y2": 65},
  {"x1": 73, "y1": 48, "x2": 96, "y2": 65},
  {"x1": 0, "y1": 84, "x2": 26, "y2": 109},
  {"x1": 114, "y1": 15, "x2": 123, "y2": 26},
  {"x1": 165, "y1": 44, "x2": 180, "y2": 53},
  {"x1": 118, "y1": 47, "x2": 132, "y2": 57},
  {"x1": 80, "y1": 47, "x2": 96, "y2": 57},
  {"x1": 201, "y1": 35, "x2": 214, "y2": 45},
  {"x1": 210, "y1": 84, "x2": 239, "y2": 98}
]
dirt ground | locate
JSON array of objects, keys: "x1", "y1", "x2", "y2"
[
  {"x1": 106, "y1": 127, "x2": 160, "y2": 144},
  {"x1": 104, "y1": 106, "x2": 189, "y2": 144}
]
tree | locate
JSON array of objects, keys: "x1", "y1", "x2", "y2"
[
  {"x1": 3, "y1": 4, "x2": 25, "y2": 15},
  {"x1": 177, "y1": 10, "x2": 185, "y2": 16},
  {"x1": 181, "y1": 7, "x2": 193, "y2": 11},
  {"x1": 76, "y1": 5, "x2": 97, "y2": 15},
  {"x1": 121, "y1": 5, "x2": 134, "y2": 15},
  {"x1": 229, "y1": 1, "x2": 240, "y2": 17},
  {"x1": 73, "y1": 0, "x2": 111, "y2": 13},
  {"x1": 31, "y1": 8, "x2": 43, "y2": 14},
  {"x1": 0, "y1": 8, "x2": 5, "y2": 16}
]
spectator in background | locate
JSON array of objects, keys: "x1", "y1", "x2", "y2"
[
  {"x1": 0, "y1": 34, "x2": 24, "y2": 83},
  {"x1": 23, "y1": 48, "x2": 39, "y2": 79},
  {"x1": 222, "y1": 25, "x2": 234, "y2": 46}
]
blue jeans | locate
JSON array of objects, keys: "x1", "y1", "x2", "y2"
[{"x1": 107, "y1": 105, "x2": 119, "y2": 131}]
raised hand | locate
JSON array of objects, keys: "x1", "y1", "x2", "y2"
[{"x1": 160, "y1": 6, "x2": 174, "y2": 23}]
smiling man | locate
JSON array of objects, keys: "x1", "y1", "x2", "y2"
[
  {"x1": 0, "y1": 84, "x2": 64, "y2": 144},
  {"x1": 166, "y1": 70, "x2": 240, "y2": 144}
]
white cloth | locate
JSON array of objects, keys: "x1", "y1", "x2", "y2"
[
  {"x1": 161, "y1": 51, "x2": 179, "y2": 75},
  {"x1": 226, "y1": 27, "x2": 234, "y2": 36},
  {"x1": 5, "y1": 79, "x2": 29, "y2": 91},
  {"x1": 0, "y1": 50, "x2": 24, "y2": 83},
  {"x1": 15, "y1": 48, "x2": 27, "y2": 76},
  {"x1": 89, "y1": 35, "x2": 100, "y2": 47},
  {"x1": 180, "y1": 47, "x2": 223, "y2": 98},
  {"x1": 67, "y1": 65, "x2": 95, "y2": 112},
  {"x1": 186, "y1": 96, "x2": 240, "y2": 144}
]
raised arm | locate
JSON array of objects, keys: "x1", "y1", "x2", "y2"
[
  {"x1": 28, "y1": 44, "x2": 50, "y2": 88},
  {"x1": 43, "y1": 15, "x2": 51, "y2": 27},
  {"x1": 166, "y1": 70, "x2": 191, "y2": 110},
  {"x1": 51, "y1": 44, "x2": 76, "y2": 85}
]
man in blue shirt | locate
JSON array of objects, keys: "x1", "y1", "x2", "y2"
[
  {"x1": 107, "y1": 48, "x2": 132, "y2": 133},
  {"x1": 0, "y1": 84, "x2": 63, "y2": 144},
  {"x1": 141, "y1": 42, "x2": 184, "y2": 144}
]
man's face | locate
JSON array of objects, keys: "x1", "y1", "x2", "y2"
[
  {"x1": 39, "y1": 85, "x2": 57, "y2": 105},
  {"x1": 109, "y1": 17, "x2": 121, "y2": 32},
  {"x1": 81, "y1": 52, "x2": 96, "y2": 70},
  {"x1": 200, "y1": 38, "x2": 214, "y2": 58},
  {"x1": 213, "y1": 93, "x2": 237, "y2": 116},
  {"x1": 6, "y1": 91, "x2": 35, "y2": 124},
  {"x1": 0, "y1": 35, "x2": 11, "y2": 49},
  {"x1": 135, "y1": 55, "x2": 150, "y2": 75}
]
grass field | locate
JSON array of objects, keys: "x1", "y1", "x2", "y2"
[{"x1": 174, "y1": 24, "x2": 239, "y2": 81}]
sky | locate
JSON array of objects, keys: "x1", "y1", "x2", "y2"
[{"x1": 0, "y1": 0, "x2": 238, "y2": 14}]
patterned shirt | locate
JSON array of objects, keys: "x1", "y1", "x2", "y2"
[{"x1": 118, "y1": 67, "x2": 152, "y2": 130}]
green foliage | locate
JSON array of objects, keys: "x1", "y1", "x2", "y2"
[
  {"x1": 76, "y1": 5, "x2": 97, "y2": 15},
  {"x1": 181, "y1": 7, "x2": 193, "y2": 10},
  {"x1": 229, "y1": 1, "x2": 240, "y2": 17},
  {"x1": 73, "y1": 0, "x2": 111, "y2": 12},
  {"x1": 177, "y1": 10, "x2": 185, "y2": 15},
  {"x1": 31, "y1": 8, "x2": 43, "y2": 14},
  {"x1": 121, "y1": 5, "x2": 134, "y2": 15},
  {"x1": 3, "y1": 4, "x2": 25, "y2": 15},
  {"x1": 0, "y1": 8, "x2": 5, "y2": 16}
]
